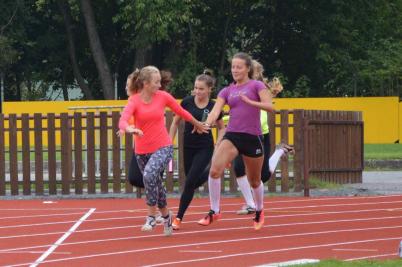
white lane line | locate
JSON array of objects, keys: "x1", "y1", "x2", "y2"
[
  {"x1": 0, "y1": 212, "x2": 93, "y2": 220},
  {"x1": 3, "y1": 213, "x2": 402, "y2": 241},
  {"x1": 0, "y1": 251, "x2": 71, "y2": 254},
  {"x1": 266, "y1": 200, "x2": 402, "y2": 211},
  {"x1": 8, "y1": 236, "x2": 402, "y2": 267},
  {"x1": 132, "y1": 199, "x2": 402, "y2": 214},
  {"x1": 255, "y1": 259, "x2": 320, "y2": 267},
  {"x1": 0, "y1": 208, "x2": 91, "y2": 211},
  {"x1": 28, "y1": 208, "x2": 95, "y2": 267},
  {"x1": 345, "y1": 252, "x2": 398, "y2": 261},
  {"x1": 143, "y1": 238, "x2": 401, "y2": 267},
  {"x1": 2, "y1": 213, "x2": 402, "y2": 251},
  {"x1": 1, "y1": 196, "x2": 402, "y2": 222},
  {"x1": 2, "y1": 203, "x2": 402, "y2": 230},
  {"x1": 332, "y1": 248, "x2": 378, "y2": 252},
  {"x1": 2, "y1": 223, "x2": 402, "y2": 263},
  {"x1": 1, "y1": 194, "x2": 401, "y2": 212},
  {"x1": 93, "y1": 197, "x2": 402, "y2": 213},
  {"x1": 187, "y1": 195, "x2": 402, "y2": 208},
  {"x1": 178, "y1": 250, "x2": 222, "y2": 253}
]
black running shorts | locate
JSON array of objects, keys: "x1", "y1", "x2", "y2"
[{"x1": 222, "y1": 132, "x2": 264, "y2": 158}]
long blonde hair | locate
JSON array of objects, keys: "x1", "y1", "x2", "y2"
[
  {"x1": 267, "y1": 77, "x2": 283, "y2": 97},
  {"x1": 252, "y1": 59, "x2": 283, "y2": 97},
  {"x1": 127, "y1": 66, "x2": 160, "y2": 94}
]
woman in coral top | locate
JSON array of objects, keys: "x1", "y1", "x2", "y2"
[
  {"x1": 119, "y1": 66, "x2": 208, "y2": 236},
  {"x1": 120, "y1": 71, "x2": 173, "y2": 225},
  {"x1": 125, "y1": 70, "x2": 173, "y2": 190}
]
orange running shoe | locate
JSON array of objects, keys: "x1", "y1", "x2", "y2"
[
  {"x1": 253, "y1": 210, "x2": 265, "y2": 230},
  {"x1": 198, "y1": 210, "x2": 221, "y2": 226},
  {"x1": 172, "y1": 217, "x2": 181, "y2": 230}
]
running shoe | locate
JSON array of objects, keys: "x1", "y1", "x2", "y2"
[
  {"x1": 253, "y1": 210, "x2": 265, "y2": 230},
  {"x1": 198, "y1": 210, "x2": 221, "y2": 226},
  {"x1": 155, "y1": 212, "x2": 164, "y2": 224},
  {"x1": 163, "y1": 211, "x2": 173, "y2": 236},
  {"x1": 141, "y1": 216, "x2": 156, "y2": 232},
  {"x1": 236, "y1": 205, "x2": 256, "y2": 215},
  {"x1": 172, "y1": 217, "x2": 182, "y2": 230}
]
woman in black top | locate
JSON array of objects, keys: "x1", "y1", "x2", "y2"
[{"x1": 169, "y1": 71, "x2": 225, "y2": 230}]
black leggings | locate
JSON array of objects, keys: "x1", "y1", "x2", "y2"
[
  {"x1": 176, "y1": 146, "x2": 213, "y2": 220},
  {"x1": 233, "y1": 133, "x2": 271, "y2": 183},
  {"x1": 128, "y1": 153, "x2": 164, "y2": 188}
]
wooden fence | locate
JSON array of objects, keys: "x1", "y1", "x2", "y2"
[
  {"x1": 0, "y1": 109, "x2": 363, "y2": 197},
  {"x1": 301, "y1": 110, "x2": 364, "y2": 196}
]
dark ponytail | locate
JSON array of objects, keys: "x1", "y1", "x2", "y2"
[{"x1": 196, "y1": 68, "x2": 216, "y2": 89}]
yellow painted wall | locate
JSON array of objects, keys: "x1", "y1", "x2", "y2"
[
  {"x1": 3, "y1": 100, "x2": 128, "y2": 114},
  {"x1": 272, "y1": 97, "x2": 399, "y2": 144},
  {"x1": 2, "y1": 97, "x2": 400, "y2": 144},
  {"x1": 399, "y1": 101, "x2": 402, "y2": 143}
]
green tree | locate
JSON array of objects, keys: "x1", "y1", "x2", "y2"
[{"x1": 2, "y1": 0, "x2": 402, "y2": 101}]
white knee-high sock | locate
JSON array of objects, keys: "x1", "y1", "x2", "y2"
[
  {"x1": 269, "y1": 148, "x2": 285, "y2": 173},
  {"x1": 251, "y1": 182, "x2": 264, "y2": 211},
  {"x1": 208, "y1": 176, "x2": 221, "y2": 213},
  {"x1": 236, "y1": 176, "x2": 255, "y2": 208}
]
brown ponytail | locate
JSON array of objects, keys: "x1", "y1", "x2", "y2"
[{"x1": 127, "y1": 66, "x2": 160, "y2": 94}]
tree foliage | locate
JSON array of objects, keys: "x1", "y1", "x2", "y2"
[{"x1": 1, "y1": 0, "x2": 401, "y2": 101}]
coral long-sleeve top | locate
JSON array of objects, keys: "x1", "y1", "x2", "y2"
[{"x1": 119, "y1": 90, "x2": 192, "y2": 154}]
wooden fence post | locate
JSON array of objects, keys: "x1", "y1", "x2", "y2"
[
  {"x1": 124, "y1": 126, "x2": 134, "y2": 195},
  {"x1": 34, "y1": 113, "x2": 44, "y2": 195},
  {"x1": 0, "y1": 114, "x2": 5, "y2": 195},
  {"x1": 99, "y1": 112, "x2": 109, "y2": 193},
  {"x1": 268, "y1": 111, "x2": 276, "y2": 192},
  {"x1": 21, "y1": 113, "x2": 31, "y2": 195},
  {"x1": 280, "y1": 110, "x2": 289, "y2": 192},
  {"x1": 9, "y1": 114, "x2": 18, "y2": 195},
  {"x1": 112, "y1": 111, "x2": 121, "y2": 193},
  {"x1": 303, "y1": 117, "x2": 310, "y2": 197},
  {"x1": 74, "y1": 112, "x2": 83, "y2": 194},
  {"x1": 165, "y1": 112, "x2": 174, "y2": 193},
  {"x1": 60, "y1": 113, "x2": 71, "y2": 195},
  {"x1": 87, "y1": 112, "x2": 96, "y2": 194},
  {"x1": 178, "y1": 121, "x2": 185, "y2": 193},
  {"x1": 293, "y1": 109, "x2": 304, "y2": 192},
  {"x1": 47, "y1": 113, "x2": 57, "y2": 195}
]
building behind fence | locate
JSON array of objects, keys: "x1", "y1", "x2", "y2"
[{"x1": 0, "y1": 110, "x2": 363, "y2": 197}]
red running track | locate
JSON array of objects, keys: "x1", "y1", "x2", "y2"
[{"x1": 0, "y1": 195, "x2": 402, "y2": 266}]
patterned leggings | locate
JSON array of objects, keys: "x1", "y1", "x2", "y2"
[{"x1": 135, "y1": 146, "x2": 173, "y2": 208}]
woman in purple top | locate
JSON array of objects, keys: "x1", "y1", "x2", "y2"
[{"x1": 198, "y1": 52, "x2": 274, "y2": 230}]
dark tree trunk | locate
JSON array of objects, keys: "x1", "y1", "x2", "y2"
[
  {"x1": 218, "y1": 0, "x2": 232, "y2": 78},
  {"x1": 80, "y1": 0, "x2": 114, "y2": 99},
  {"x1": 62, "y1": 67, "x2": 69, "y2": 101},
  {"x1": 15, "y1": 73, "x2": 21, "y2": 101},
  {"x1": 57, "y1": 0, "x2": 94, "y2": 100},
  {"x1": 134, "y1": 46, "x2": 152, "y2": 69}
]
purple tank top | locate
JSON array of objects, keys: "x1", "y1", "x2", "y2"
[{"x1": 218, "y1": 79, "x2": 265, "y2": 135}]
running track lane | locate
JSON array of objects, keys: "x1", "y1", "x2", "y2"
[{"x1": 0, "y1": 195, "x2": 401, "y2": 266}]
